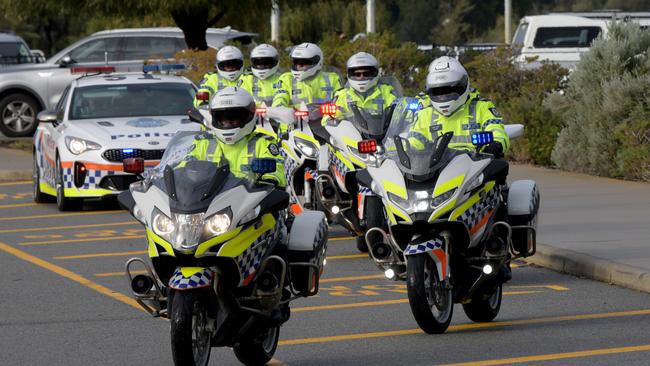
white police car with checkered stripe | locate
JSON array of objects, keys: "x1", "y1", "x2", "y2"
[{"x1": 32, "y1": 65, "x2": 202, "y2": 210}]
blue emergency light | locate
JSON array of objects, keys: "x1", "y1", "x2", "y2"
[
  {"x1": 251, "y1": 158, "x2": 277, "y2": 175},
  {"x1": 471, "y1": 132, "x2": 494, "y2": 146},
  {"x1": 142, "y1": 63, "x2": 186, "y2": 73},
  {"x1": 407, "y1": 102, "x2": 420, "y2": 111},
  {"x1": 122, "y1": 148, "x2": 134, "y2": 154}
]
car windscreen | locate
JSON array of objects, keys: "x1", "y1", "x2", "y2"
[
  {"x1": 533, "y1": 26, "x2": 601, "y2": 48},
  {"x1": 69, "y1": 82, "x2": 195, "y2": 120}
]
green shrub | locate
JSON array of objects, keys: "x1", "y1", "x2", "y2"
[
  {"x1": 465, "y1": 48, "x2": 568, "y2": 164},
  {"x1": 173, "y1": 48, "x2": 217, "y2": 84},
  {"x1": 551, "y1": 22, "x2": 650, "y2": 181}
]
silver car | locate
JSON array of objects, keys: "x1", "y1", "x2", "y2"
[{"x1": 0, "y1": 27, "x2": 255, "y2": 137}]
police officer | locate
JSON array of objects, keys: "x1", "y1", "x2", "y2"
[
  {"x1": 272, "y1": 43, "x2": 342, "y2": 109},
  {"x1": 249, "y1": 44, "x2": 285, "y2": 106},
  {"x1": 185, "y1": 87, "x2": 285, "y2": 187},
  {"x1": 410, "y1": 56, "x2": 509, "y2": 157},
  {"x1": 323, "y1": 52, "x2": 399, "y2": 125},
  {"x1": 193, "y1": 46, "x2": 253, "y2": 108}
]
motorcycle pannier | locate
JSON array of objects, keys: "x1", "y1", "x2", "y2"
[
  {"x1": 507, "y1": 180, "x2": 540, "y2": 257},
  {"x1": 287, "y1": 210, "x2": 328, "y2": 295}
]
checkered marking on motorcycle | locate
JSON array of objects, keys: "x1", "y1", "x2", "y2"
[
  {"x1": 236, "y1": 233, "x2": 271, "y2": 285},
  {"x1": 282, "y1": 150, "x2": 299, "y2": 192},
  {"x1": 328, "y1": 150, "x2": 350, "y2": 180},
  {"x1": 168, "y1": 268, "x2": 213, "y2": 290},
  {"x1": 404, "y1": 237, "x2": 444, "y2": 255},
  {"x1": 358, "y1": 186, "x2": 374, "y2": 196},
  {"x1": 63, "y1": 167, "x2": 115, "y2": 189},
  {"x1": 458, "y1": 186, "x2": 500, "y2": 229}
]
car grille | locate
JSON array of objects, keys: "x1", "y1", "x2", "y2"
[{"x1": 102, "y1": 149, "x2": 165, "y2": 162}]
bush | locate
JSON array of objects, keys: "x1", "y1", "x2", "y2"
[
  {"x1": 465, "y1": 48, "x2": 568, "y2": 164},
  {"x1": 551, "y1": 22, "x2": 650, "y2": 181},
  {"x1": 172, "y1": 48, "x2": 217, "y2": 84}
]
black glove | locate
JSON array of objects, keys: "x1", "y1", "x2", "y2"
[{"x1": 482, "y1": 142, "x2": 504, "y2": 158}]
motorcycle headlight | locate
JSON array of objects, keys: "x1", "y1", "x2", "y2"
[
  {"x1": 432, "y1": 188, "x2": 457, "y2": 208},
  {"x1": 64, "y1": 136, "x2": 101, "y2": 155},
  {"x1": 206, "y1": 213, "x2": 231, "y2": 236},
  {"x1": 295, "y1": 137, "x2": 318, "y2": 158},
  {"x1": 153, "y1": 211, "x2": 175, "y2": 236},
  {"x1": 388, "y1": 192, "x2": 410, "y2": 209},
  {"x1": 465, "y1": 173, "x2": 484, "y2": 192}
]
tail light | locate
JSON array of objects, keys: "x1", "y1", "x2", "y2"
[
  {"x1": 195, "y1": 91, "x2": 210, "y2": 102},
  {"x1": 320, "y1": 103, "x2": 337, "y2": 116},
  {"x1": 357, "y1": 139, "x2": 378, "y2": 154},
  {"x1": 71, "y1": 66, "x2": 115, "y2": 74},
  {"x1": 123, "y1": 158, "x2": 145, "y2": 174}
]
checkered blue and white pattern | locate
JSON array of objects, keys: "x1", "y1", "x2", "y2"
[
  {"x1": 168, "y1": 268, "x2": 213, "y2": 290},
  {"x1": 236, "y1": 232, "x2": 272, "y2": 285},
  {"x1": 63, "y1": 168, "x2": 115, "y2": 189},
  {"x1": 282, "y1": 150, "x2": 299, "y2": 193},
  {"x1": 404, "y1": 237, "x2": 444, "y2": 255},
  {"x1": 358, "y1": 186, "x2": 374, "y2": 196},
  {"x1": 457, "y1": 186, "x2": 500, "y2": 229},
  {"x1": 328, "y1": 150, "x2": 350, "y2": 179}
]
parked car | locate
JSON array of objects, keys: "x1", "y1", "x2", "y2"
[
  {"x1": 0, "y1": 32, "x2": 45, "y2": 66},
  {"x1": 32, "y1": 65, "x2": 203, "y2": 211},
  {"x1": 0, "y1": 27, "x2": 256, "y2": 137}
]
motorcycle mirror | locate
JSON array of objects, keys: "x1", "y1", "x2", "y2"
[
  {"x1": 251, "y1": 158, "x2": 277, "y2": 175},
  {"x1": 123, "y1": 158, "x2": 145, "y2": 174},
  {"x1": 187, "y1": 109, "x2": 205, "y2": 124}
]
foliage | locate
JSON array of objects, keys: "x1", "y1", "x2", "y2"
[
  {"x1": 551, "y1": 22, "x2": 650, "y2": 181},
  {"x1": 465, "y1": 48, "x2": 569, "y2": 164},
  {"x1": 173, "y1": 48, "x2": 217, "y2": 84}
]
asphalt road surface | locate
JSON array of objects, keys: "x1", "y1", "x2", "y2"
[{"x1": 2, "y1": 180, "x2": 650, "y2": 366}]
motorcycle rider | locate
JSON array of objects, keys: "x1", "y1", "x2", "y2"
[
  {"x1": 193, "y1": 46, "x2": 253, "y2": 108},
  {"x1": 249, "y1": 43, "x2": 286, "y2": 106},
  {"x1": 272, "y1": 43, "x2": 342, "y2": 131},
  {"x1": 184, "y1": 87, "x2": 285, "y2": 187},
  {"x1": 322, "y1": 52, "x2": 399, "y2": 125}
]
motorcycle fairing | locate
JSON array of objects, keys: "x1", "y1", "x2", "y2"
[
  {"x1": 449, "y1": 181, "x2": 500, "y2": 247},
  {"x1": 168, "y1": 267, "x2": 213, "y2": 290}
]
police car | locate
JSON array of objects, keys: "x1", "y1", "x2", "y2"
[{"x1": 33, "y1": 64, "x2": 202, "y2": 210}]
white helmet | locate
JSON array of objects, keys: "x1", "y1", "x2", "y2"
[
  {"x1": 346, "y1": 52, "x2": 379, "y2": 93},
  {"x1": 290, "y1": 43, "x2": 323, "y2": 81},
  {"x1": 216, "y1": 46, "x2": 244, "y2": 81},
  {"x1": 250, "y1": 44, "x2": 279, "y2": 80},
  {"x1": 425, "y1": 56, "x2": 470, "y2": 116},
  {"x1": 209, "y1": 87, "x2": 257, "y2": 144}
]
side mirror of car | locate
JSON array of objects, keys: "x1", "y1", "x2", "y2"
[
  {"x1": 58, "y1": 55, "x2": 74, "y2": 67},
  {"x1": 37, "y1": 110, "x2": 58, "y2": 123}
]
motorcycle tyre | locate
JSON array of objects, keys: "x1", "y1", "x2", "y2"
[
  {"x1": 406, "y1": 253, "x2": 453, "y2": 334},
  {"x1": 357, "y1": 196, "x2": 385, "y2": 253},
  {"x1": 170, "y1": 290, "x2": 212, "y2": 366},
  {"x1": 233, "y1": 326, "x2": 280, "y2": 366},
  {"x1": 462, "y1": 284, "x2": 502, "y2": 323}
]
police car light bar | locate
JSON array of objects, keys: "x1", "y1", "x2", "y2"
[
  {"x1": 142, "y1": 63, "x2": 186, "y2": 73},
  {"x1": 71, "y1": 66, "x2": 115, "y2": 74},
  {"x1": 320, "y1": 103, "x2": 337, "y2": 116}
]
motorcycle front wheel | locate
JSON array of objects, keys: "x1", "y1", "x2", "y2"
[
  {"x1": 170, "y1": 290, "x2": 211, "y2": 366},
  {"x1": 233, "y1": 326, "x2": 280, "y2": 366},
  {"x1": 462, "y1": 284, "x2": 502, "y2": 322},
  {"x1": 406, "y1": 253, "x2": 453, "y2": 334}
]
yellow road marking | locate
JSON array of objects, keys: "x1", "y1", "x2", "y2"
[
  {"x1": 54, "y1": 250, "x2": 147, "y2": 260},
  {"x1": 267, "y1": 358, "x2": 287, "y2": 366},
  {"x1": 0, "y1": 241, "x2": 143, "y2": 312},
  {"x1": 0, "y1": 210, "x2": 124, "y2": 221},
  {"x1": 279, "y1": 308, "x2": 650, "y2": 346},
  {"x1": 438, "y1": 344, "x2": 650, "y2": 366},
  {"x1": 0, "y1": 181, "x2": 31, "y2": 186},
  {"x1": 293, "y1": 299, "x2": 408, "y2": 312},
  {"x1": 96, "y1": 270, "x2": 146, "y2": 278},
  {"x1": 320, "y1": 274, "x2": 384, "y2": 283},
  {"x1": 329, "y1": 236, "x2": 355, "y2": 241},
  {"x1": 327, "y1": 253, "x2": 368, "y2": 260},
  {"x1": 510, "y1": 285, "x2": 569, "y2": 291},
  {"x1": 20, "y1": 235, "x2": 141, "y2": 246},
  {"x1": 0, "y1": 221, "x2": 138, "y2": 233},
  {"x1": 0, "y1": 202, "x2": 37, "y2": 209}
]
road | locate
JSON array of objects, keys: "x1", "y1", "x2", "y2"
[{"x1": 1, "y1": 180, "x2": 650, "y2": 365}]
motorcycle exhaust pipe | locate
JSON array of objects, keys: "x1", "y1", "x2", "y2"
[{"x1": 131, "y1": 274, "x2": 155, "y2": 296}]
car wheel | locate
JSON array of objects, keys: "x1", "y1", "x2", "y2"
[
  {"x1": 0, "y1": 93, "x2": 40, "y2": 137},
  {"x1": 56, "y1": 155, "x2": 82, "y2": 211}
]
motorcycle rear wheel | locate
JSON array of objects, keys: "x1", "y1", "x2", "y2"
[
  {"x1": 406, "y1": 253, "x2": 453, "y2": 334},
  {"x1": 170, "y1": 290, "x2": 211, "y2": 366},
  {"x1": 462, "y1": 284, "x2": 502, "y2": 322},
  {"x1": 233, "y1": 326, "x2": 280, "y2": 366}
]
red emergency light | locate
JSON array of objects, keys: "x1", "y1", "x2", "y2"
[
  {"x1": 195, "y1": 91, "x2": 210, "y2": 102},
  {"x1": 294, "y1": 110, "x2": 309, "y2": 118},
  {"x1": 123, "y1": 158, "x2": 145, "y2": 174},
  {"x1": 256, "y1": 107, "x2": 267, "y2": 115},
  {"x1": 320, "y1": 103, "x2": 337, "y2": 116},
  {"x1": 357, "y1": 139, "x2": 378, "y2": 154},
  {"x1": 71, "y1": 66, "x2": 115, "y2": 74}
]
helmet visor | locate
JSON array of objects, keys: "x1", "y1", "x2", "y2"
[
  {"x1": 348, "y1": 67, "x2": 379, "y2": 81},
  {"x1": 217, "y1": 59, "x2": 244, "y2": 72},
  {"x1": 211, "y1": 107, "x2": 254, "y2": 130},
  {"x1": 291, "y1": 56, "x2": 320, "y2": 71},
  {"x1": 427, "y1": 76, "x2": 468, "y2": 103},
  {"x1": 252, "y1": 57, "x2": 278, "y2": 70}
]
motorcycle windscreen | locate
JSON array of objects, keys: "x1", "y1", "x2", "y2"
[
  {"x1": 347, "y1": 104, "x2": 391, "y2": 141},
  {"x1": 390, "y1": 132, "x2": 462, "y2": 182}
]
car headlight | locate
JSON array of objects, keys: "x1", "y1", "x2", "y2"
[
  {"x1": 64, "y1": 136, "x2": 101, "y2": 155},
  {"x1": 432, "y1": 188, "x2": 457, "y2": 208},
  {"x1": 206, "y1": 213, "x2": 231, "y2": 236},
  {"x1": 295, "y1": 137, "x2": 318, "y2": 158}
]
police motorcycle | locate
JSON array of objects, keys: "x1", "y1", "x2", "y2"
[
  {"x1": 118, "y1": 130, "x2": 328, "y2": 366},
  {"x1": 355, "y1": 102, "x2": 539, "y2": 333}
]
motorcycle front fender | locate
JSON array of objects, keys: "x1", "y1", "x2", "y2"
[
  {"x1": 168, "y1": 267, "x2": 214, "y2": 291},
  {"x1": 404, "y1": 238, "x2": 448, "y2": 281}
]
